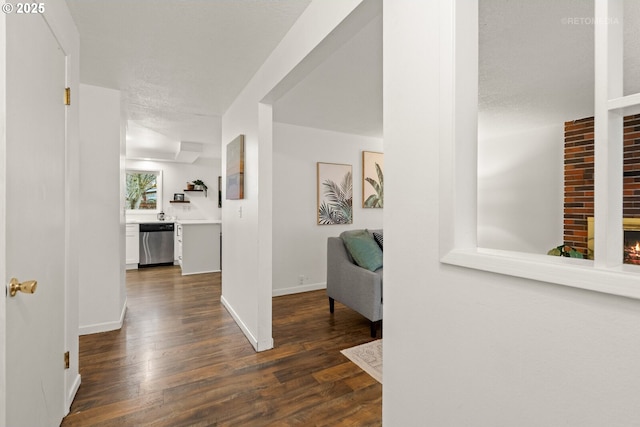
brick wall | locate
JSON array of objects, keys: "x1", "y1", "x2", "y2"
[
  {"x1": 624, "y1": 115, "x2": 640, "y2": 216},
  {"x1": 563, "y1": 114, "x2": 640, "y2": 255}
]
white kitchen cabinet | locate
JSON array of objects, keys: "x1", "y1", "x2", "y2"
[
  {"x1": 125, "y1": 223, "x2": 139, "y2": 269},
  {"x1": 177, "y1": 221, "x2": 221, "y2": 275},
  {"x1": 175, "y1": 223, "x2": 183, "y2": 267}
]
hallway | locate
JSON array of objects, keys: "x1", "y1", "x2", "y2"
[{"x1": 62, "y1": 267, "x2": 381, "y2": 426}]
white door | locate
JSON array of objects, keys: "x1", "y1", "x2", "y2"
[{"x1": 3, "y1": 12, "x2": 67, "y2": 426}]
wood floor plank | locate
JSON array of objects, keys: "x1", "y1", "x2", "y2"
[{"x1": 61, "y1": 266, "x2": 381, "y2": 426}]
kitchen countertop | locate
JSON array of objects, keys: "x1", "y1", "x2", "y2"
[
  {"x1": 126, "y1": 218, "x2": 221, "y2": 225},
  {"x1": 176, "y1": 219, "x2": 222, "y2": 225},
  {"x1": 126, "y1": 219, "x2": 175, "y2": 224}
]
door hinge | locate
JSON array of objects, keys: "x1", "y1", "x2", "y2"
[
  {"x1": 64, "y1": 351, "x2": 70, "y2": 369},
  {"x1": 64, "y1": 87, "x2": 71, "y2": 106}
]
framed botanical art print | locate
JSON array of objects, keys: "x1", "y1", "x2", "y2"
[
  {"x1": 226, "y1": 135, "x2": 245, "y2": 200},
  {"x1": 362, "y1": 151, "x2": 384, "y2": 208},
  {"x1": 317, "y1": 162, "x2": 353, "y2": 225}
]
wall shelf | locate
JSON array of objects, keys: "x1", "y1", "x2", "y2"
[
  {"x1": 184, "y1": 189, "x2": 207, "y2": 197},
  {"x1": 170, "y1": 201, "x2": 190, "y2": 204}
]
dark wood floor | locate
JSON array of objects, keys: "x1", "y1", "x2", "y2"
[{"x1": 61, "y1": 266, "x2": 381, "y2": 426}]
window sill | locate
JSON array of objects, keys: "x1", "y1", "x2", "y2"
[{"x1": 441, "y1": 247, "x2": 640, "y2": 300}]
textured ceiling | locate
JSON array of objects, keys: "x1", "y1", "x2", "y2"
[
  {"x1": 66, "y1": 0, "x2": 312, "y2": 158},
  {"x1": 66, "y1": 0, "x2": 640, "y2": 158},
  {"x1": 479, "y1": 0, "x2": 640, "y2": 138},
  {"x1": 273, "y1": 13, "x2": 382, "y2": 138}
]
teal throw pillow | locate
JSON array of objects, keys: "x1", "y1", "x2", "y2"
[{"x1": 341, "y1": 229, "x2": 383, "y2": 272}]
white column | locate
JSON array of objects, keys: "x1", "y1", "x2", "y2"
[{"x1": 594, "y1": 0, "x2": 623, "y2": 267}]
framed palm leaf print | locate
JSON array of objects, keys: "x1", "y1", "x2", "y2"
[
  {"x1": 362, "y1": 151, "x2": 384, "y2": 208},
  {"x1": 317, "y1": 162, "x2": 353, "y2": 225}
]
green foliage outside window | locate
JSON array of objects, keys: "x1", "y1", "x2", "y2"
[{"x1": 126, "y1": 172, "x2": 157, "y2": 210}]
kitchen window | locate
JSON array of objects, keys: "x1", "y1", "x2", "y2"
[{"x1": 125, "y1": 170, "x2": 163, "y2": 214}]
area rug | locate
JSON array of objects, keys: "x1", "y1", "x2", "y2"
[{"x1": 341, "y1": 339, "x2": 382, "y2": 383}]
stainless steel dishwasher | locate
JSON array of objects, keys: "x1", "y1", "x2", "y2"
[{"x1": 139, "y1": 222, "x2": 175, "y2": 267}]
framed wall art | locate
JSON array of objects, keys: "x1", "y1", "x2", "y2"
[
  {"x1": 362, "y1": 151, "x2": 384, "y2": 208},
  {"x1": 226, "y1": 135, "x2": 245, "y2": 200},
  {"x1": 317, "y1": 162, "x2": 353, "y2": 225}
]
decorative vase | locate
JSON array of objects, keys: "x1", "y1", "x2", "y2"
[
  {"x1": 186, "y1": 183, "x2": 194, "y2": 190},
  {"x1": 194, "y1": 185, "x2": 203, "y2": 191}
]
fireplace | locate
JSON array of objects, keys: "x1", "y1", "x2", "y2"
[
  {"x1": 587, "y1": 217, "x2": 640, "y2": 264},
  {"x1": 624, "y1": 231, "x2": 640, "y2": 265}
]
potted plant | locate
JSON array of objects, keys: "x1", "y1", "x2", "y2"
[{"x1": 192, "y1": 179, "x2": 208, "y2": 197}]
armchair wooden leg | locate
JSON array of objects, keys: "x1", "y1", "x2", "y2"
[{"x1": 329, "y1": 297, "x2": 335, "y2": 313}]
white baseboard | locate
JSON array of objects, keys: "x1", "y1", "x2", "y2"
[
  {"x1": 221, "y1": 295, "x2": 259, "y2": 351},
  {"x1": 257, "y1": 336, "x2": 274, "y2": 352},
  {"x1": 65, "y1": 373, "x2": 81, "y2": 413},
  {"x1": 125, "y1": 263, "x2": 138, "y2": 270},
  {"x1": 272, "y1": 282, "x2": 326, "y2": 297},
  {"x1": 181, "y1": 269, "x2": 222, "y2": 276},
  {"x1": 120, "y1": 297, "x2": 127, "y2": 324},
  {"x1": 79, "y1": 298, "x2": 127, "y2": 336}
]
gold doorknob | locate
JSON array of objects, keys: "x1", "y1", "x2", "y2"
[{"x1": 9, "y1": 278, "x2": 37, "y2": 297}]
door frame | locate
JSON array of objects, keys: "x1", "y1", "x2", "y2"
[{"x1": 0, "y1": 0, "x2": 81, "y2": 421}]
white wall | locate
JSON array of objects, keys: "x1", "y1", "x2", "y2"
[
  {"x1": 78, "y1": 84, "x2": 126, "y2": 335},
  {"x1": 478, "y1": 124, "x2": 564, "y2": 253},
  {"x1": 272, "y1": 122, "x2": 382, "y2": 295},
  {"x1": 383, "y1": 1, "x2": 640, "y2": 426},
  {"x1": 221, "y1": 0, "x2": 375, "y2": 351},
  {"x1": 125, "y1": 158, "x2": 222, "y2": 221}
]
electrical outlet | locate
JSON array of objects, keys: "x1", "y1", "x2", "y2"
[
  {"x1": 238, "y1": 205, "x2": 243, "y2": 218},
  {"x1": 298, "y1": 275, "x2": 304, "y2": 285}
]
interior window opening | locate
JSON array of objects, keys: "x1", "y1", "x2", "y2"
[{"x1": 477, "y1": 0, "x2": 595, "y2": 258}]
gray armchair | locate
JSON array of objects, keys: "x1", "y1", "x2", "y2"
[{"x1": 326, "y1": 230, "x2": 383, "y2": 337}]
